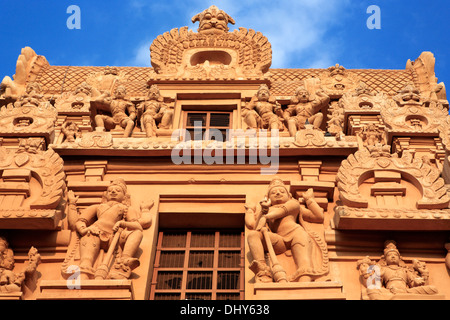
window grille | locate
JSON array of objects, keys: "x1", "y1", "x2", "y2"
[{"x1": 151, "y1": 230, "x2": 244, "y2": 300}]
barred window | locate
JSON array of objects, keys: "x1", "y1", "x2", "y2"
[
  {"x1": 150, "y1": 230, "x2": 244, "y2": 300},
  {"x1": 184, "y1": 111, "x2": 231, "y2": 141}
]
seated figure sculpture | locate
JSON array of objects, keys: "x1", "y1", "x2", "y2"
[
  {"x1": 94, "y1": 85, "x2": 137, "y2": 137},
  {"x1": 0, "y1": 237, "x2": 40, "y2": 294},
  {"x1": 137, "y1": 84, "x2": 173, "y2": 137},
  {"x1": 242, "y1": 84, "x2": 284, "y2": 131},
  {"x1": 246, "y1": 179, "x2": 329, "y2": 283},
  {"x1": 68, "y1": 179, "x2": 153, "y2": 280},
  {"x1": 284, "y1": 86, "x2": 330, "y2": 136},
  {"x1": 357, "y1": 240, "x2": 439, "y2": 300}
]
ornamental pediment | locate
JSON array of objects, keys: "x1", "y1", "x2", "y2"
[
  {"x1": 149, "y1": 6, "x2": 272, "y2": 80},
  {"x1": 381, "y1": 83, "x2": 448, "y2": 135}
]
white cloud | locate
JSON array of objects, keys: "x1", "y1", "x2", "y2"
[
  {"x1": 130, "y1": 41, "x2": 152, "y2": 67},
  {"x1": 127, "y1": 0, "x2": 351, "y2": 69}
]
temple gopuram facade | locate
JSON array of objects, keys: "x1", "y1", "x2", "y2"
[{"x1": 0, "y1": 5, "x2": 449, "y2": 300}]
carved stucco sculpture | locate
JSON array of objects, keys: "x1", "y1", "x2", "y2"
[
  {"x1": 149, "y1": 6, "x2": 272, "y2": 79},
  {"x1": 357, "y1": 240, "x2": 440, "y2": 300},
  {"x1": 137, "y1": 84, "x2": 173, "y2": 137},
  {"x1": 0, "y1": 139, "x2": 65, "y2": 230},
  {"x1": 0, "y1": 82, "x2": 57, "y2": 144},
  {"x1": 93, "y1": 85, "x2": 137, "y2": 137},
  {"x1": 381, "y1": 83, "x2": 448, "y2": 134},
  {"x1": 0, "y1": 47, "x2": 49, "y2": 99},
  {"x1": 319, "y1": 64, "x2": 361, "y2": 97},
  {"x1": 191, "y1": 5, "x2": 235, "y2": 34},
  {"x1": 284, "y1": 85, "x2": 330, "y2": 136},
  {"x1": 245, "y1": 179, "x2": 329, "y2": 283},
  {"x1": 63, "y1": 179, "x2": 154, "y2": 280},
  {"x1": 336, "y1": 145, "x2": 449, "y2": 210},
  {"x1": 0, "y1": 237, "x2": 40, "y2": 295},
  {"x1": 242, "y1": 84, "x2": 283, "y2": 131},
  {"x1": 54, "y1": 82, "x2": 101, "y2": 113},
  {"x1": 328, "y1": 81, "x2": 388, "y2": 136}
]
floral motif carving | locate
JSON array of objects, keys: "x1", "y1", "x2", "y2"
[{"x1": 293, "y1": 124, "x2": 327, "y2": 147}]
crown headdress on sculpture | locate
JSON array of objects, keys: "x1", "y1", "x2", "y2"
[
  {"x1": 110, "y1": 178, "x2": 128, "y2": 193},
  {"x1": 258, "y1": 84, "x2": 270, "y2": 91},
  {"x1": 267, "y1": 178, "x2": 290, "y2": 196},
  {"x1": 383, "y1": 240, "x2": 400, "y2": 256}
]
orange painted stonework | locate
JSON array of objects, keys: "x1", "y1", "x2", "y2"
[{"x1": 0, "y1": 6, "x2": 449, "y2": 300}]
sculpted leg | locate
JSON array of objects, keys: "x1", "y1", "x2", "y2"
[
  {"x1": 287, "y1": 118, "x2": 297, "y2": 137},
  {"x1": 289, "y1": 231, "x2": 313, "y2": 282},
  {"x1": 159, "y1": 110, "x2": 173, "y2": 129},
  {"x1": 243, "y1": 110, "x2": 260, "y2": 129},
  {"x1": 247, "y1": 230, "x2": 272, "y2": 282},
  {"x1": 310, "y1": 113, "x2": 323, "y2": 130},
  {"x1": 123, "y1": 119, "x2": 135, "y2": 137},
  {"x1": 143, "y1": 116, "x2": 157, "y2": 137},
  {"x1": 94, "y1": 114, "x2": 106, "y2": 132},
  {"x1": 79, "y1": 235, "x2": 101, "y2": 279},
  {"x1": 109, "y1": 230, "x2": 143, "y2": 279}
]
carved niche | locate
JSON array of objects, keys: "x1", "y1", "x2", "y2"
[
  {"x1": 335, "y1": 145, "x2": 450, "y2": 230},
  {"x1": 0, "y1": 139, "x2": 65, "y2": 229},
  {"x1": 149, "y1": 5, "x2": 272, "y2": 80}
]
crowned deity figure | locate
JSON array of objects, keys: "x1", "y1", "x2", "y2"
[
  {"x1": 357, "y1": 240, "x2": 440, "y2": 300},
  {"x1": 283, "y1": 86, "x2": 330, "y2": 136},
  {"x1": 242, "y1": 84, "x2": 284, "y2": 131},
  {"x1": 245, "y1": 179, "x2": 329, "y2": 283},
  {"x1": 93, "y1": 85, "x2": 137, "y2": 137},
  {"x1": 68, "y1": 179, "x2": 153, "y2": 280},
  {"x1": 137, "y1": 84, "x2": 173, "y2": 137}
]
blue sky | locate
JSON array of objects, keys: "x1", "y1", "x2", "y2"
[{"x1": 0, "y1": 0, "x2": 449, "y2": 87}]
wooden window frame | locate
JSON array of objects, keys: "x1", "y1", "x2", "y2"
[
  {"x1": 182, "y1": 111, "x2": 233, "y2": 141},
  {"x1": 150, "y1": 230, "x2": 245, "y2": 300}
]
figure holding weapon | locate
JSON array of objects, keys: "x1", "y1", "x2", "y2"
[
  {"x1": 246, "y1": 179, "x2": 329, "y2": 283},
  {"x1": 68, "y1": 179, "x2": 154, "y2": 280}
]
